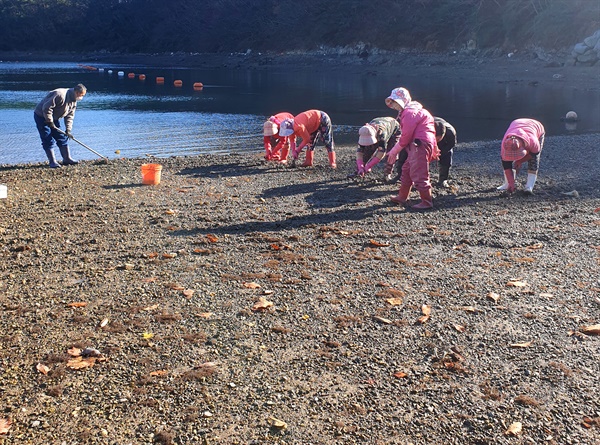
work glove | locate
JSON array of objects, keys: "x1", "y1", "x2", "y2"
[
  {"x1": 47, "y1": 121, "x2": 57, "y2": 130},
  {"x1": 383, "y1": 163, "x2": 394, "y2": 176},
  {"x1": 66, "y1": 131, "x2": 74, "y2": 139}
]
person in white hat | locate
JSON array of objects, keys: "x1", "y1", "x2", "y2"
[
  {"x1": 497, "y1": 118, "x2": 545, "y2": 194},
  {"x1": 351, "y1": 117, "x2": 400, "y2": 179},
  {"x1": 383, "y1": 87, "x2": 440, "y2": 210},
  {"x1": 263, "y1": 112, "x2": 296, "y2": 163}
]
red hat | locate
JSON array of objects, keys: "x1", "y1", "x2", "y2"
[{"x1": 502, "y1": 136, "x2": 526, "y2": 161}]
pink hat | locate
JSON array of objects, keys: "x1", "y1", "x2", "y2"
[
  {"x1": 279, "y1": 118, "x2": 295, "y2": 137},
  {"x1": 358, "y1": 124, "x2": 377, "y2": 146},
  {"x1": 263, "y1": 120, "x2": 278, "y2": 137},
  {"x1": 386, "y1": 87, "x2": 411, "y2": 109},
  {"x1": 502, "y1": 136, "x2": 527, "y2": 161}
]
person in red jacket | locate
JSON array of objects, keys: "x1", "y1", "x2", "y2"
[
  {"x1": 279, "y1": 109, "x2": 336, "y2": 168},
  {"x1": 497, "y1": 118, "x2": 545, "y2": 194},
  {"x1": 384, "y1": 87, "x2": 439, "y2": 210},
  {"x1": 263, "y1": 112, "x2": 295, "y2": 164}
]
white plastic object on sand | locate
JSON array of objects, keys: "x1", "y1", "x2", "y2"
[{"x1": 0, "y1": 184, "x2": 7, "y2": 199}]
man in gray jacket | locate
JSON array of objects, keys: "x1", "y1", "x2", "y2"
[{"x1": 34, "y1": 84, "x2": 86, "y2": 168}]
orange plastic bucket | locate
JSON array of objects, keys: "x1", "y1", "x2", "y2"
[{"x1": 141, "y1": 164, "x2": 163, "y2": 185}]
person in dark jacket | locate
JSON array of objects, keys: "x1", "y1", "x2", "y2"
[
  {"x1": 34, "y1": 84, "x2": 86, "y2": 168},
  {"x1": 434, "y1": 117, "x2": 457, "y2": 187}
]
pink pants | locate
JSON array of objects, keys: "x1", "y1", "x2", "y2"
[{"x1": 400, "y1": 140, "x2": 433, "y2": 192}]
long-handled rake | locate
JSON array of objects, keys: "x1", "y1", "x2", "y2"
[{"x1": 55, "y1": 128, "x2": 110, "y2": 163}]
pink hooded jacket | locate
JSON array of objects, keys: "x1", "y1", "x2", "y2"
[
  {"x1": 501, "y1": 118, "x2": 545, "y2": 157},
  {"x1": 387, "y1": 101, "x2": 439, "y2": 162}
]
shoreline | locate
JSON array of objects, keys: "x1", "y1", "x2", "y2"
[{"x1": 2, "y1": 48, "x2": 599, "y2": 90}]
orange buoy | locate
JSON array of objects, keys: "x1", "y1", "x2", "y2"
[
  {"x1": 138, "y1": 74, "x2": 146, "y2": 80},
  {"x1": 193, "y1": 82, "x2": 204, "y2": 90},
  {"x1": 127, "y1": 72, "x2": 135, "y2": 78},
  {"x1": 156, "y1": 77, "x2": 165, "y2": 84},
  {"x1": 174, "y1": 80, "x2": 183, "y2": 87}
]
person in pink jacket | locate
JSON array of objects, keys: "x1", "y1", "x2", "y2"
[
  {"x1": 279, "y1": 109, "x2": 336, "y2": 168},
  {"x1": 383, "y1": 87, "x2": 440, "y2": 210},
  {"x1": 263, "y1": 112, "x2": 296, "y2": 164},
  {"x1": 497, "y1": 118, "x2": 545, "y2": 194}
]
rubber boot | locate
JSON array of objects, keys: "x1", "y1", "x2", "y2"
[
  {"x1": 523, "y1": 172, "x2": 537, "y2": 195},
  {"x1": 59, "y1": 146, "x2": 78, "y2": 165},
  {"x1": 301, "y1": 149, "x2": 314, "y2": 167},
  {"x1": 390, "y1": 182, "x2": 412, "y2": 205},
  {"x1": 438, "y1": 164, "x2": 450, "y2": 187},
  {"x1": 328, "y1": 151, "x2": 337, "y2": 169},
  {"x1": 278, "y1": 143, "x2": 290, "y2": 164},
  {"x1": 44, "y1": 148, "x2": 61, "y2": 168},
  {"x1": 412, "y1": 188, "x2": 433, "y2": 210},
  {"x1": 497, "y1": 169, "x2": 516, "y2": 191}
]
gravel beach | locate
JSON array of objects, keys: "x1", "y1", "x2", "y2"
[
  {"x1": 1, "y1": 132, "x2": 599, "y2": 444},
  {"x1": 0, "y1": 52, "x2": 599, "y2": 444}
]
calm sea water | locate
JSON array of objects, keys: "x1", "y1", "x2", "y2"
[{"x1": 1, "y1": 60, "x2": 598, "y2": 165}]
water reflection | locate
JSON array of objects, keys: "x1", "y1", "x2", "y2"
[{"x1": 1, "y1": 61, "x2": 599, "y2": 166}]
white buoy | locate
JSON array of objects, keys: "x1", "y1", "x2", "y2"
[
  {"x1": 98, "y1": 68, "x2": 104, "y2": 72},
  {"x1": 117, "y1": 71, "x2": 125, "y2": 76},
  {"x1": 565, "y1": 111, "x2": 578, "y2": 121},
  {"x1": 107, "y1": 69, "x2": 113, "y2": 74}
]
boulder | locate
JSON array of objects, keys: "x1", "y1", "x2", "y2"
[
  {"x1": 583, "y1": 30, "x2": 600, "y2": 48},
  {"x1": 573, "y1": 42, "x2": 589, "y2": 55}
]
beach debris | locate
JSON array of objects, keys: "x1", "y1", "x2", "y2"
[
  {"x1": 36, "y1": 363, "x2": 50, "y2": 375},
  {"x1": 561, "y1": 190, "x2": 579, "y2": 198},
  {"x1": 267, "y1": 416, "x2": 287, "y2": 430},
  {"x1": 510, "y1": 340, "x2": 533, "y2": 348},
  {"x1": 0, "y1": 418, "x2": 11, "y2": 435},
  {"x1": 418, "y1": 304, "x2": 431, "y2": 324},
  {"x1": 580, "y1": 324, "x2": 600, "y2": 335},
  {"x1": 252, "y1": 297, "x2": 273, "y2": 312},
  {"x1": 505, "y1": 421, "x2": 523, "y2": 436}
]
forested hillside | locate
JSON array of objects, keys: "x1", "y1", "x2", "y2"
[{"x1": 0, "y1": 0, "x2": 597, "y2": 54}]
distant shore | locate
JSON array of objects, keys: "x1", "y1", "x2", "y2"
[{"x1": 2, "y1": 48, "x2": 599, "y2": 90}]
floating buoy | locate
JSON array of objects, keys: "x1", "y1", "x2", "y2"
[
  {"x1": 560, "y1": 110, "x2": 579, "y2": 123},
  {"x1": 117, "y1": 71, "x2": 125, "y2": 76},
  {"x1": 78, "y1": 64, "x2": 98, "y2": 71},
  {"x1": 156, "y1": 77, "x2": 165, "y2": 84},
  {"x1": 138, "y1": 74, "x2": 146, "y2": 81},
  {"x1": 565, "y1": 111, "x2": 578, "y2": 121},
  {"x1": 127, "y1": 72, "x2": 135, "y2": 78},
  {"x1": 193, "y1": 82, "x2": 204, "y2": 90},
  {"x1": 107, "y1": 69, "x2": 113, "y2": 74},
  {"x1": 98, "y1": 68, "x2": 104, "y2": 73},
  {"x1": 174, "y1": 80, "x2": 183, "y2": 87}
]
